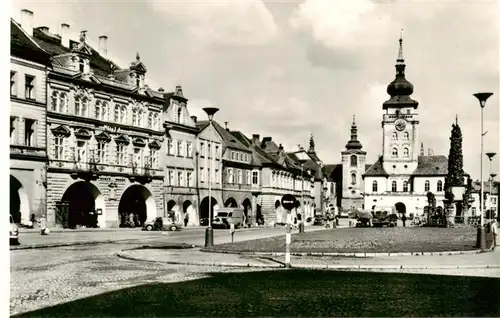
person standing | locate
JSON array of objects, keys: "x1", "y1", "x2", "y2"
[
  {"x1": 491, "y1": 219, "x2": 498, "y2": 251},
  {"x1": 184, "y1": 213, "x2": 189, "y2": 227}
]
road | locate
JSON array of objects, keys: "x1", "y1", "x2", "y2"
[{"x1": 9, "y1": 227, "x2": 296, "y2": 316}]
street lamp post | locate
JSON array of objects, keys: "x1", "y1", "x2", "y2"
[
  {"x1": 486, "y1": 152, "x2": 496, "y2": 221},
  {"x1": 203, "y1": 107, "x2": 219, "y2": 248},
  {"x1": 473, "y1": 92, "x2": 493, "y2": 249},
  {"x1": 301, "y1": 164, "x2": 305, "y2": 218}
]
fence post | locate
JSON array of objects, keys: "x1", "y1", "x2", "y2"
[{"x1": 285, "y1": 210, "x2": 291, "y2": 268}]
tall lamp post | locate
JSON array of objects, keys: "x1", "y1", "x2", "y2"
[
  {"x1": 203, "y1": 107, "x2": 219, "y2": 248},
  {"x1": 301, "y1": 164, "x2": 305, "y2": 218},
  {"x1": 473, "y1": 92, "x2": 493, "y2": 249},
  {"x1": 486, "y1": 152, "x2": 496, "y2": 220}
]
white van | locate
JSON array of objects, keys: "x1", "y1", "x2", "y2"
[{"x1": 212, "y1": 208, "x2": 245, "y2": 229}]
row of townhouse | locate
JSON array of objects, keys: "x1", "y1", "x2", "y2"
[{"x1": 10, "y1": 9, "x2": 334, "y2": 229}]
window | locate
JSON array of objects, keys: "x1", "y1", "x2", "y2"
[
  {"x1": 391, "y1": 148, "x2": 398, "y2": 158},
  {"x1": 424, "y1": 180, "x2": 430, "y2": 192},
  {"x1": 187, "y1": 142, "x2": 193, "y2": 157},
  {"x1": 403, "y1": 181, "x2": 409, "y2": 192},
  {"x1": 132, "y1": 109, "x2": 138, "y2": 126},
  {"x1": 403, "y1": 132, "x2": 409, "y2": 140},
  {"x1": 152, "y1": 149, "x2": 159, "y2": 168},
  {"x1": 252, "y1": 171, "x2": 259, "y2": 185},
  {"x1": 237, "y1": 169, "x2": 242, "y2": 184},
  {"x1": 96, "y1": 142, "x2": 107, "y2": 163},
  {"x1": 200, "y1": 168, "x2": 205, "y2": 183},
  {"x1": 208, "y1": 143, "x2": 212, "y2": 158},
  {"x1": 54, "y1": 136, "x2": 65, "y2": 160},
  {"x1": 121, "y1": 106, "x2": 127, "y2": 124},
  {"x1": 76, "y1": 140, "x2": 87, "y2": 162},
  {"x1": 392, "y1": 132, "x2": 398, "y2": 140},
  {"x1": 75, "y1": 97, "x2": 88, "y2": 117},
  {"x1": 51, "y1": 91, "x2": 58, "y2": 111},
  {"x1": 372, "y1": 181, "x2": 378, "y2": 192},
  {"x1": 177, "y1": 171, "x2": 184, "y2": 186},
  {"x1": 168, "y1": 170, "x2": 174, "y2": 185},
  {"x1": 59, "y1": 93, "x2": 67, "y2": 113},
  {"x1": 133, "y1": 147, "x2": 143, "y2": 166},
  {"x1": 24, "y1": 119, "x2": 35, "y2": 146},
  {"x1": 351, "y1": 172, "x2": 356, "y2": 185},
  {"x1": 148, "y1": 112, "x2": 153, "y2": 128},
  {"x1": 215, "y1": 169, "x2": 220, "y2": 184},
  {"x1": 391, "y1": 181, "x2": 397, "y2": 192},
  {"x1": 138, "y1": 109, "x2": 144, "y2": 126},
  {"x1": 10, "y1": 71, "x2": 17, "y2": 96},
  {"x1": 25, "y1": 75, "x2": 35, "y2": 99},
  {"x1": 472, "y1": 207, "x2": 477, "y2": 216},
  {"x1": 95, "y1": 101, "x2": 102, "y2": 120},
  {"x1": 178, "y1": 140, "x2": 184, "y2": 156},
  {"x1": 215, "y1": 145, "x2": 219, "y2": 159},
  {"x1": 200, "y1": 142, "x2": 205, "y2": 157},
  {"x1": 227, "y1": 168, "x2": 234, "y2": 183},
  {"x1": 114, "y1": 105, "x2": 120, "y2": 122},
  {"x1": 350, "y1": 155, "x2": 357, "y2": 167},
  {"x1": 116, "y1": 144, "x2": 126, "y2": 165},
  {"x1": 79, "y1": 58, "x2": 85, "y2": 73},
  {"x1": 167, "y1": 139, "x2": 174, "y2": 155},
  {"x1": 207, "y1": 168, "x2": 211, "y2": 183},
  {"x1": 10, "y1": 117, "x2": 17, "y2": 144},
  {"x1": 187, "y1": 171, "x2": 193, "y2": 187},
  {"x1": 437, "y1": 180, "x2": 443, "y2": 192},
  {"x1": 177, "y1": 107, "x2": 182, "y2": 124},
  {"x1": 403, "y1": 148, "x2": 409, "y2": 158},
  {"x1": 246, "y1": 170, "x2": 251, "y2": 185},
  {"x1": 492, "y1": 197, "x2": 497, "y2": 205}
]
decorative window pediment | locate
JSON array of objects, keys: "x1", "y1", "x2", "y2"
[
  {"x1": 148, "y1": 140, "x2": 161, "y2": 149},
  {"x1": 71, "y1": 43, "x2": 92, "y2": 56},
  {"x1": 114, "y1": 135, "x2": 130, "y2": 145},
  {"x1": 95, "y1": 131, "x2": 112, "y2": 143},
  {"x1": 74, "y1": 128, "x2": 92, "y2": 139},
  {"x1": 132, "y1": 137, "x2": 146, "y2": 147},
  {"x1": 51, "y1": 125, "x2": 71, "y2": 137}
]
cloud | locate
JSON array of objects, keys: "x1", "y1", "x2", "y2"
[{"x1": 148, "y1": 1, "x2": 278, "y2": 46}]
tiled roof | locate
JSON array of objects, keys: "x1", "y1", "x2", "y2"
[
  {"x1": 211, "y1": 121, "x2": 251, "y2": 152},
  {"x1": 363, "y1": 157, "x2": 388, "y2": 177},
  {"x1": 196, "y1": 121, "x2": 209, "y2": 131},
  {"x1": 10, "y1": 20, "x2": 51, "y2": 64},
  {"x1": 412, "y1": 155, "x2": 448, "y2": 176},
  {"x1": 471, "y1": 181, "x2": 499, "y2": 194},
  {"x1": 324, "y1": 164, "x2": 342, "y2": 182}
]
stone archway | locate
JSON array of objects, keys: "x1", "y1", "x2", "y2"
[
  {"x1": 395, "y1": 202, "x2": 406, "y2": 217},
  {"x1": 242, "y1": 198, "x2": 252, "y2": 224},
  {"x1": 166, "y1": 200, "x2": 179, "y2": 221},
  {"x1": 10, "y1": 175, "x2": 29, "y2": 224},
  {"x1": 60, "y1": 181, "x2": 104, "y2": 229},
  {"x1": 183, "y1": 200, "x2": 195, "y2": 226},
  {"x1": 224, "y1": 197, "x2": 238, "y2": 208},
  {"x1": 200, "y1": 196, "x2": 218, "y2": 226},
  {"x1": 118, "y1": 184, "x2": 156, "y2": 227}
]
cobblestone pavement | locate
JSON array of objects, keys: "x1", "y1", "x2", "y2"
[{"x1": 10, "y1": 243, "x2": 269, "y2": 316}]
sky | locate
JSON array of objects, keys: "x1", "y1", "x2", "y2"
[{"x1": 10, "y1": 0, "x2": 500, "y2": 180}]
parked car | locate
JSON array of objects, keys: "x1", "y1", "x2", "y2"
[
  {"x1": 10, "y1": 215, "x2": 19, "y2": 245},
  {"x1": 313, "y1": 215, "x2": 325, "y2": 226},
  {"x1": 212, "y1": 208, "x2": 245, "y2": 229},
  {"x1": 142, "y1": 217, "x2": 182, "y2": 231}
]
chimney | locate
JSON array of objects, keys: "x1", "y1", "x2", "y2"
[
  {"x1": 224, "y1": 121, "x2": 229, "y2": 131},
  {"x1": 98, "y1": 35, "x2": 108, "y2": 57},
  {"x1": 428, "y1": 148, "x2": 434, "y2": 156},
  {"x1": 20, "y1": 9, "x2": 34, "y2": 37},
  {"x1": 191, "y1": 115, "x2": 197, "y2": 124},
  {"x1": 60, "y1": 23, "x2": 70, "y2": 48},
  {"x1": 175, "y1": 85, "x2": 183, "y2": 97},
  {"x1": 158, "y1": 87, "x2": 165, "y2": 93},
  {"x1": 252, "y1": 134, "x2": 260, "y2": 145},
  {"x1": 37, "y1": 26, "x2": 49, "y2": 33}
]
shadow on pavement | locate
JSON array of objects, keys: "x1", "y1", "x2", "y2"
[{"x1": 14, "y1": 270, "x2": 500, "y2": 317}]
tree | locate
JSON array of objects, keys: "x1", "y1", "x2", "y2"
[
  {"x1": 445, "y1": 120, "x2": 464, "y2": 191},
  {"x1": 426, "y1": 191, "x2": 436, "y2": 224}
]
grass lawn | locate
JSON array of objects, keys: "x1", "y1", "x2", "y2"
[
  {"x1": 16, "y1": 270, "x2": 500, "y2": 317},
  {"x1": 204, "y1": 227, "x2": 477, "y2": 253}
]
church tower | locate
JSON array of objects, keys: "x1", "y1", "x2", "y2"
[
  {"x1": 381, "y1": 34, "x2": 420, "y2": 174},
  {"x1": 341, "y1": 115, "x2": 366, "y2": 211}
]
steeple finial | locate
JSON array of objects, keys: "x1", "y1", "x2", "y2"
[
  {"x1": 455, "y1": 114, "x2": 458, "y2": 125},
  {"x1": 397, "y1": 29, "x2": 404, "y2": 63},
  {"x1": 345, "y1": 114, "x2": 363, "y2": 150},
  {"x1": 136, "y1": 52, "x2": 140, "y2": 61},
  {"x1": 308, "y1": 133, "x2": 315, "y2": 153},
  {"x1": 352, "y1": 114, "x2": 356, "y2": 125}
]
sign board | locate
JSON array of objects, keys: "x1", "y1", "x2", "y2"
[
  {"x1": 281, "y1": 194, "x2": 296, "y2": 211},
  {"x1": 230, "y1": 223, "x2": 235, "y2": 234}
]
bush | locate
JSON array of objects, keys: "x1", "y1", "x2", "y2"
[{"x1": 306, "y1": 217, "x2": 312, "y2": 223}]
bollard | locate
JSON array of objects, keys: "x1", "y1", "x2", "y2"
[
  {"x1": 299, "y1": 222, "x2": 304, "y2": 233},
  {"x1": 230, "y1": 223, "x2": 235, "y2": 243},
  {"x1": 285, "y1": 222, "x2": 291, "y2": 268}
]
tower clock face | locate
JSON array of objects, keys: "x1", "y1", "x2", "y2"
[{"x1": 395, "y1": 119, "x2": 406, "y2": 131}]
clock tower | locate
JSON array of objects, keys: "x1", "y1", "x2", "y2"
[{"x1": 381, "y1": 35, "x2": 420, "y2": 175}]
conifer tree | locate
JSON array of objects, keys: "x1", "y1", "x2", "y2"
[{"x1": 445, "y1": 119, "x2": 464, "y2": 191}]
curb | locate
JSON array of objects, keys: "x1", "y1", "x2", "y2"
[
  {"x1": 115, "y1": 252, "x2": 283, "y2": 268},
  {"x1": 10, "y1": 239, "x2": 134, "y2": 250},
  {"x1": 201, "y1": 249, "x2": 483, "y2": 257}
]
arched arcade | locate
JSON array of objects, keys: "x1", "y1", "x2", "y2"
[
  {"x1": 57, "y1": 181, "x2": 105, "y2": 228},
  {"x1": 118, "y1": 184, "x2": 157, "y2": 227}
]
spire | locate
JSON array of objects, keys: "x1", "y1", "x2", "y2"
[
  {"x1": 308, "y1": 133, "x2": 315, "y2": 153},
  {"x1": 455, "y1": 114, "x2": 458, "y2": 126},
  {"x1": 136, "y1": 52, "x2": 140, "y2": 61},
  {"x1": 395, "y1": 30, "x2": 405, "y2": 75},
  {"x1": 345, "y1": 115, "x2": 363, "y2": 150},
  {"x1": 420, "y1": 142, "x2": 425, "y2": 156}
]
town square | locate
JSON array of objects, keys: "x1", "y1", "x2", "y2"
[{"x1": 6, "y1": 0, "x2": 500, "y2": 317}]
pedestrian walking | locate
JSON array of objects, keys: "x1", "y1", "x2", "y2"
[
  {"x1": 184, "y1": 213, "x2": 189, "y2": 227},
  {"x1": 402, "y1": 214, "x2": 407, "y2": 227},
  {"x1": 491, "y1": 219, "x2": 498, "y2": 251}
]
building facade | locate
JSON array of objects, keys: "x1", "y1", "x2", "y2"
[
  {"x1": 162, "y1": 86, "x2": 199, "y2": 225},
  {"x1": 10, "y1": 14, "x2": 52, "y2": 226},
  {"x1": 23, "y1": 15, "x2": 166, "y2": 228}
]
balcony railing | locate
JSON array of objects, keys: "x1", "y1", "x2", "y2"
[
  {"x1": 10, "y1": 144, "x2": 46, "y2": 158},
  {"x1": 128, "y1": 155, "x2": 153, "y2": 184},
  {"x1": 70, "y1": 150, "x2": 99, "y2": 181}
]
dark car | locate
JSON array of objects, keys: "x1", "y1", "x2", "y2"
[
  {"x1": 313, "y1": 215, "x2": 325, "y2": 226},
  {"x1": 142, "y1": 217, "x2": 182, "y2": 231}
]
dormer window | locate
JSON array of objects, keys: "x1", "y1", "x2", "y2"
[
  {"x1": 177, "y1": 107, "x2": 182, "y2": 124},
  {"x1": 136, "y1": 74, "x2": 140, "y2": 87},
  {"x1": 79, "y1": 58, "x2": 85, "y2": 73}
]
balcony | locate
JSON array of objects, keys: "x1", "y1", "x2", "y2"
[
  {"x1": 70, "y1": 151, "x2": 99, "y2": 181},
  {"x1": 223, "y1": 183, "x2": 261, "y2": 192},
  {"x1": 10, "y1": 144, "x2": 46, "y2": 160},
  {"x1": 128, "y1": 155, "x2": 153, "y2": 184}
]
